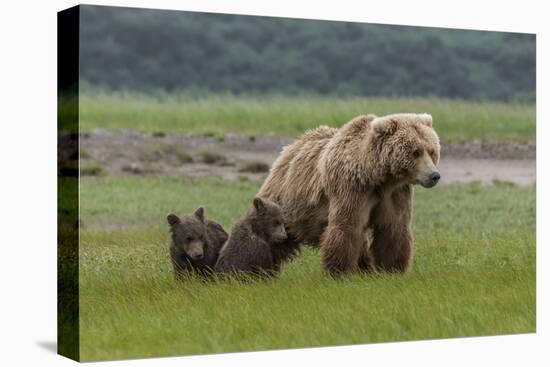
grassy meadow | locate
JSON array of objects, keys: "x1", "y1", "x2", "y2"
[
  {"x1": 74, "y1": 92, "x2": 536, "y2": 361},
  {"x1": 79, "y1": 91, "x2": 536, "y2": 142},
  {"x1": 79, "y1": 176, "x2": 535, "y2": 361}
]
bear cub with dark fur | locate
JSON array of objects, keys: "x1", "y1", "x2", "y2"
[
  {"x1": 167, "y1": 207, "x2": 228, "y2": 279},
  {"x1": 215, "y1": 197, "x2": 289, "y2": 276}
]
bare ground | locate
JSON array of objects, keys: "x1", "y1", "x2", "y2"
[{"x1": 79, "y1": 130, "x2": 536, "y2": 186}]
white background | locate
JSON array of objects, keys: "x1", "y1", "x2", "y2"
[{"x1": 0, "y1": 0, "x2": 547, "y2": 365}]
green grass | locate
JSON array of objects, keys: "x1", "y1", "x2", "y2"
[
  {"x1": 79, "y1": 177, "x2": 535, "y2": 361},
  {"x1": 80, "y1": 92, "x2": 535, "y2": 142}
]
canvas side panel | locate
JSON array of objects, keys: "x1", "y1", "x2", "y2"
[{"x1": 57, "y1": 5, "x2": 80, "y2": 362}]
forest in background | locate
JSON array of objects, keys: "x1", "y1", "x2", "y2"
[{"x1": 79, "y1": 5, "x2": 535, "y2": 102}]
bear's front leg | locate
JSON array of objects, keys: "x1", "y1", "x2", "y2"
[
  {"x1": 321, "y1": 224, "x2": 361, "y2": 274},
  {"x1": 371, "y1": 185, "x2": 413, "y2": 272},
  {"x1": 321, "y1": 195, "x2": 374, "y2": 274}
]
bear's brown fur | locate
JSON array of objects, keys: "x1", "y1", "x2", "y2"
[
  {"x1": 167, "y1": 207, "x2": 228, "y2": 279},
  {"x1": 214, "y1": 197, "x2": 289, "y2": 277},
  {"x1": 258, "y1": 113, "x2": 440, "y2": 274}
]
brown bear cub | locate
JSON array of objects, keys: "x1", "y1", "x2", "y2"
[
  {"x1": 167, "y1": 207, "x2": 228, "y2": 279},
  {"x1": 215, "y1": 197, "x2": 290, "y2": 277}
]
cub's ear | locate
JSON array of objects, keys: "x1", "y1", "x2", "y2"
[
  {"x1": 253, "y1": 197, "x2": 266, "y2": 214},
  {"x1": 194, "y1": 207, "x2": 205, "y2": 222},
  {"x1": 166, "y1": 213, "x2": 180, "y2": 226},
  {"x1": 371, "y1": 116, "x2": 398, "y2": 135},
  {"x1": 419, "y1": 113, "x2": 433, "y2": 127}
]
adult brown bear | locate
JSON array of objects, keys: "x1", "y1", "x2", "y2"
[{"x1": 257, "y1": 113, "x2": 441, "y2": 274}]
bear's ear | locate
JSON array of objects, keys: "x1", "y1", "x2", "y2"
[
  {"x1": 419, "y1": 113, "x2": 433, "y2": 127},
  {"x1": 371, "y1": 116, "x2": 398, "y2": 135},
  {"x1": 166, "y1": 213, "x2": 180, "y2": 226},
  {"x1": 253, "y1": 197, "x2": 266, "y2": 214},
  {"x1": 365, "y1": 114, "x2": 377, "y2": 122},
  {"x1": 194, "y1": 207, "x2": 205, "y2": 222}
]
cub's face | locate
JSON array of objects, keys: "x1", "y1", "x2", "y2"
[
  {"x1": 167, "y1": 208, "x2": 207, "y2": 261},
  {"x1": 266, "y1": 210, "x2": 287, "y2": 243},
  {"x1": 252, "y1": 197, "x2": 288, "y2": 243},
  {"x1": 371, "y1": 113, "x2": 441, "y2": 188}
]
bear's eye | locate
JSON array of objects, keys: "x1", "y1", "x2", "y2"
[
  {"x1": 186, "y1": 236, "x2": 193, "y2": 242},
  {"x1": 413, "y1": 148, "x2": 423, "y2": 158}
]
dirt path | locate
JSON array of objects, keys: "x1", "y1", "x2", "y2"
[
  {"x1": 438, "y1": 158, "x2": 535, "y2": 186},
  {"x1": 79, "y1": 130, "x2": 536, "y2": 186}
]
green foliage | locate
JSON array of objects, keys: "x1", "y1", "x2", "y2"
[
  {"x1": 80, "y1": 92, "x2": 535, "y2": 142},
  {"x1": 78, "y1": 177, "x2": 535, "y2": 361},
  {"x1": 79, "y1": 6, "x2": 535, "y2": 102}
]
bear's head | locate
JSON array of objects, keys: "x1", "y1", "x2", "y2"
[
  {"x1": 248, "y1": 197, "x2": 287, "y2": 244},
  {"x1": 371, "y1": 113, "x2": 441, "y2": 188},
  {"x1": 167, "y1": 207, "x2": 208, "y2": 261}
]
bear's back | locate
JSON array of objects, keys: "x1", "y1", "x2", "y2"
[
  {"x1": 260, "y1": 125, "x2": 337, "y2": 201},
  {"x1": 215, "y1": 221, "x2": 274, "y2": 274}
]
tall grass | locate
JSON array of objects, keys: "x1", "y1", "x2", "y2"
[
  {"x1": 80, "y1": 92, "x2": 535, "y2": 142},
  {"x1": 78, "y1": 177, "x2": 535, "y2": 361}
]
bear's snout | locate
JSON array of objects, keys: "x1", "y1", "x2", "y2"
[
  {"x1": 429, "y1": 171, "x2": 441, "y2": 185},
  {"x1": 274, "y1": 228, "x2": 288, "y2": 242},
  {"x1": 420, "y1": 171, "x2": 441, "y2": 188},
  {"x1": 189, "y1": 251, "x2": 204, "y2": 260}
]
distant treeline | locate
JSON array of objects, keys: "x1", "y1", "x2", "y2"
[{"x1": 80, "y1": 6, "x2": 535, "y2": 101}]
